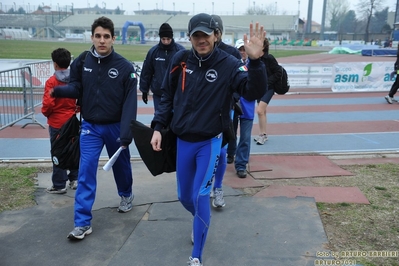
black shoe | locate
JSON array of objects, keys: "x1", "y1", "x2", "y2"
[
  {"x1": 236, "y1": 170, "x2": 247, "y2": 178},
  {"x1": 227, "y1": 155, "x2": 234, "y2": 164}
]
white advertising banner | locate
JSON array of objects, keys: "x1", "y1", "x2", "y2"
[
  {"x1": 332, "y1": 62, "x2": 394, "y2": 92},
  {"x1": 282, "y1": 64, "x2": 333, "y2": 88}
]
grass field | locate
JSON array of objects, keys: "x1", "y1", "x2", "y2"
[{"x1": 0, "y1": 39, "x2": 323, "y2": 62}]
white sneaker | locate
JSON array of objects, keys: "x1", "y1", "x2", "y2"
[
  {"x1": 67, "y1": 226, "x2": 92, "y2": 240},
  {"x1": 385, "y1": 95, "x2": 397, "y2": 104},
  {"x1": 254, "y1": 134, "x2": 262, "y2": 142},
  {"x1": 69, "y1": 180, "x2": 78, "y2": 190},
  {"x1": 256, "y1": 134, "x2": 268, "y2": 145},
  {"x1": 118, "y1": 194, "x2": 134, "y2": 213},
  {"x1": 187, "y1": 257, "x2": 202, "y2": 266},
  {"x1": 212, "y1": 188, "x2": 225, "y2": 208},
  {"x1": 46, "y1": 186, "x2": 67, "y2": 194}
]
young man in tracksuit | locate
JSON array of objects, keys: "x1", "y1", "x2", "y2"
[
  {"x1": 52, "y1": 16, "x2": 138, "y2": 240},
  {"x1": 150, "y1": 13, "x2": 267, "y2": 266},
  {"x1": 140, "y1": 23, "x2": 186, "y2": 111}
]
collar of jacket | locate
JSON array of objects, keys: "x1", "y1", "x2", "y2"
[
  {"x1": 216, "y1": 41, "x2": 225, "y2": 49},
  {"x1": 158, "y1": 38, "x2": 175, "y2": 50},
  {"x1": 89, "y1": 45, "x2": 115, "y2": 63},
  {"x1": 192, "y1": 44, "x2": 219, "y2": 67}
]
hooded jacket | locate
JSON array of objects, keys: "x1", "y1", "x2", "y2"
[
  {"x1": 217, "y1": 41, "x2": 241, "y2": 60},
  {"x1": 52, "y1": 46, "x2": 138, "y2": 146},
  {"x1": 139, "y1": 39, "x2": 185, "y2": 96},
  {"x1": 261, "y1": 53, "x2": 282, "y2": 90},
  {"x1": 153, "y1": 47, "x2": 267, "y2": 142},
  {"x1": 41, "y1": 69, "x2": 77, "y2": 129}
]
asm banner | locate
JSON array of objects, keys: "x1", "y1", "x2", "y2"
[
  {"x1": 282, "y1": 62, "x2": 394, "y2": 92},
  {"x1": 332, "y1": 62, "x2": 394, "y2": 92}
]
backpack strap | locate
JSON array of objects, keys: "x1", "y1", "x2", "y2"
[{"x1": 78, "y1": 50, "x2": 90, "y2": 79}]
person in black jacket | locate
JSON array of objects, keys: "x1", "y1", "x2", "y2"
[
  {"x1": 52, "y1": 16, "x2": 138, "y2": 240},
  {"x1": 140, "y1": 23, "x2": 185, "y2": 111},
  {"x1": 385, "y1": 43, "x2": 399, "y2": 104},
  {"x1": 254, "y1": 38, "x2": 282, "y2": 145},
  {"x1": 150, "y1": 13, "x2": 267, "y2": 266},
  {"x1": 211, "y1": 15, "x2": 241, "y2": 60},
  {"x1": 212, "y1": 14, "x2": 242, "y2": 165},
  {"x1": 210, "y1": 14, "x2": 243, "y2": 209}
]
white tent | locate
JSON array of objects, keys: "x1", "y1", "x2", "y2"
[{"x1": 1, "y1": 29, "x2": 30, "y2": 40}]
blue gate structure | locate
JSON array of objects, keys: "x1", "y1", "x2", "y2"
[
  {"x1": 122, "y1": 21, "x2": 146, "y2": 44},
  {"x1": 0, "y1": 66, "x2": 45, "y2": 130}
]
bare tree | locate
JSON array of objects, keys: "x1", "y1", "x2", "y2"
[
  {"x1": 327, "y1": 0, "x2": 350, "y2": 30},
  {"x1": 357, "y1": 0, "x2": 385, "y2": 42},
  {"x1": 263, "y1": 3, "x2": 278, "y2": 15},
  {"x1": 246, "y1": 5, "x2": 268, "y2": 15},
  {"x1": 245, "y1": 4, "x2": 292, "y2": 16}
]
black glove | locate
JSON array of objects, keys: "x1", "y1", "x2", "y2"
[{"x1": 142, "y1": 92, "x2": 148, "y2": 104}]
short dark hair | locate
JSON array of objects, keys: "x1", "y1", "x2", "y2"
[
  {"x1": 91, "y1": 16, "x2": 114, "y2": 37},
  {"x1": 51, "y1": 48, "x2": 71, "y2": 69},
  {"x1": 263, "y1": 38, "x2": 270, "y2": 54}
]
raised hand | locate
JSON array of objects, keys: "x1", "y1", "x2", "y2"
[{"x1": 243, "y1": 23, "x2": 266, "y2": 60}]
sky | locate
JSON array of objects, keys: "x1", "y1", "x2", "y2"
[{"x1": 1, "y1": 0, "x2": 397, "y2": 24}]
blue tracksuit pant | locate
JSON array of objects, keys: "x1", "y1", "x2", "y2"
[
  {"x1": 176, "y1": 135, "x2": 222, "y2": 261},
  {"x1": 74, "y1": 121, "x2": 133, "y2": 227}
]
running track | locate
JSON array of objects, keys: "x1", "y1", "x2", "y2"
[{"x1": 1, "y1": 53, "x2": 399, "y2": 160}]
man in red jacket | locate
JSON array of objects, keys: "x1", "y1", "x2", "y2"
[{"x1": 41, "y1": 48, "x2": 78, "y2": 194}]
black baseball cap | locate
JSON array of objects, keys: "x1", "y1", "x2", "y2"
[
  {"x1": 211, "y1": 15, "x2": 223, "y2": 33},
  {"x1": 188, "y1": 13, "x2": 217, "y2": 37}
]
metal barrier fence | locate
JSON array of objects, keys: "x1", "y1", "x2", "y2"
[
  {"x1": 0, "y1": 59, "x2": 142, "y2": 131},
  {"x1": 0, "y1": 66, "x2": 45, "y2": 130},
  {"x1": 24, "y1": 60, "x2": 53, "y2": 113}
]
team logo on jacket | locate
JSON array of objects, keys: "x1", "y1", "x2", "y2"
[
  {"x1": 205, "y1": 69, "x2": 218, "y2": 82},
  {"x1": 108, "y1": 68, "x2": 119, "y2": 78}
]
